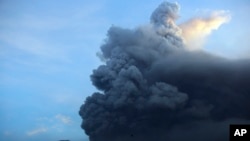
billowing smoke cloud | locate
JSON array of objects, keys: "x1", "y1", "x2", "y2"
[
  {"x1": 79, "y1": 2, "x2": 250, "y2": 141},
  {"x1": 179, "y1": 10, "x2": 231, "y2": 50}
]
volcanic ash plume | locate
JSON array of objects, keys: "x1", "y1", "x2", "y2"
[
  {"x1": 180, "y1": 10, "x2": 231, "y2": 50},
  {"x1": 79, "y1": 2, "x2": 250, "y2": 141}
]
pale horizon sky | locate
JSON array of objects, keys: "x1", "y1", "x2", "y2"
[{"x1": 0, "y1": 0, "x2": 249, "y2": 141}]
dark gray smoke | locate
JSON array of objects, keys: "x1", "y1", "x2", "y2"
[{"x1": 79, "y1": 2, "x2": 250, "y2": 141}]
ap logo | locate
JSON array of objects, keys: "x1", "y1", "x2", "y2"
[{"x1": 230, "y1": 124, "x2": 250, "y2": 141}]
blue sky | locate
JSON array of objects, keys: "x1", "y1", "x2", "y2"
[{"x1": 0, "y1": 0, "x2": 249, "y2": 141}]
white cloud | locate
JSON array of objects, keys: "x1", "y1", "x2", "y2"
[
  {"x1": 36, "y1": 114, "x2": 73, "y2": 125},
  {"x1": 55, "y1": 114, "x2": 72, "y2": 125},
  {"x1": 0, "y1": 31, "x2": 70, "y2": 61},
  {"x1": 3, "y1": 131, "x2": 11, "y2": 136},
  {"x1": 26, "y1": 127, "x2": 47, "y2": 136},
  {"x1": 29, "y1": 114, "x2": 73, "y2": 135}
]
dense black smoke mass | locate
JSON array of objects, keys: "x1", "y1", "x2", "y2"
[{"x1": 79, "y1": 2, "x2": 250, "y2": 141}]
